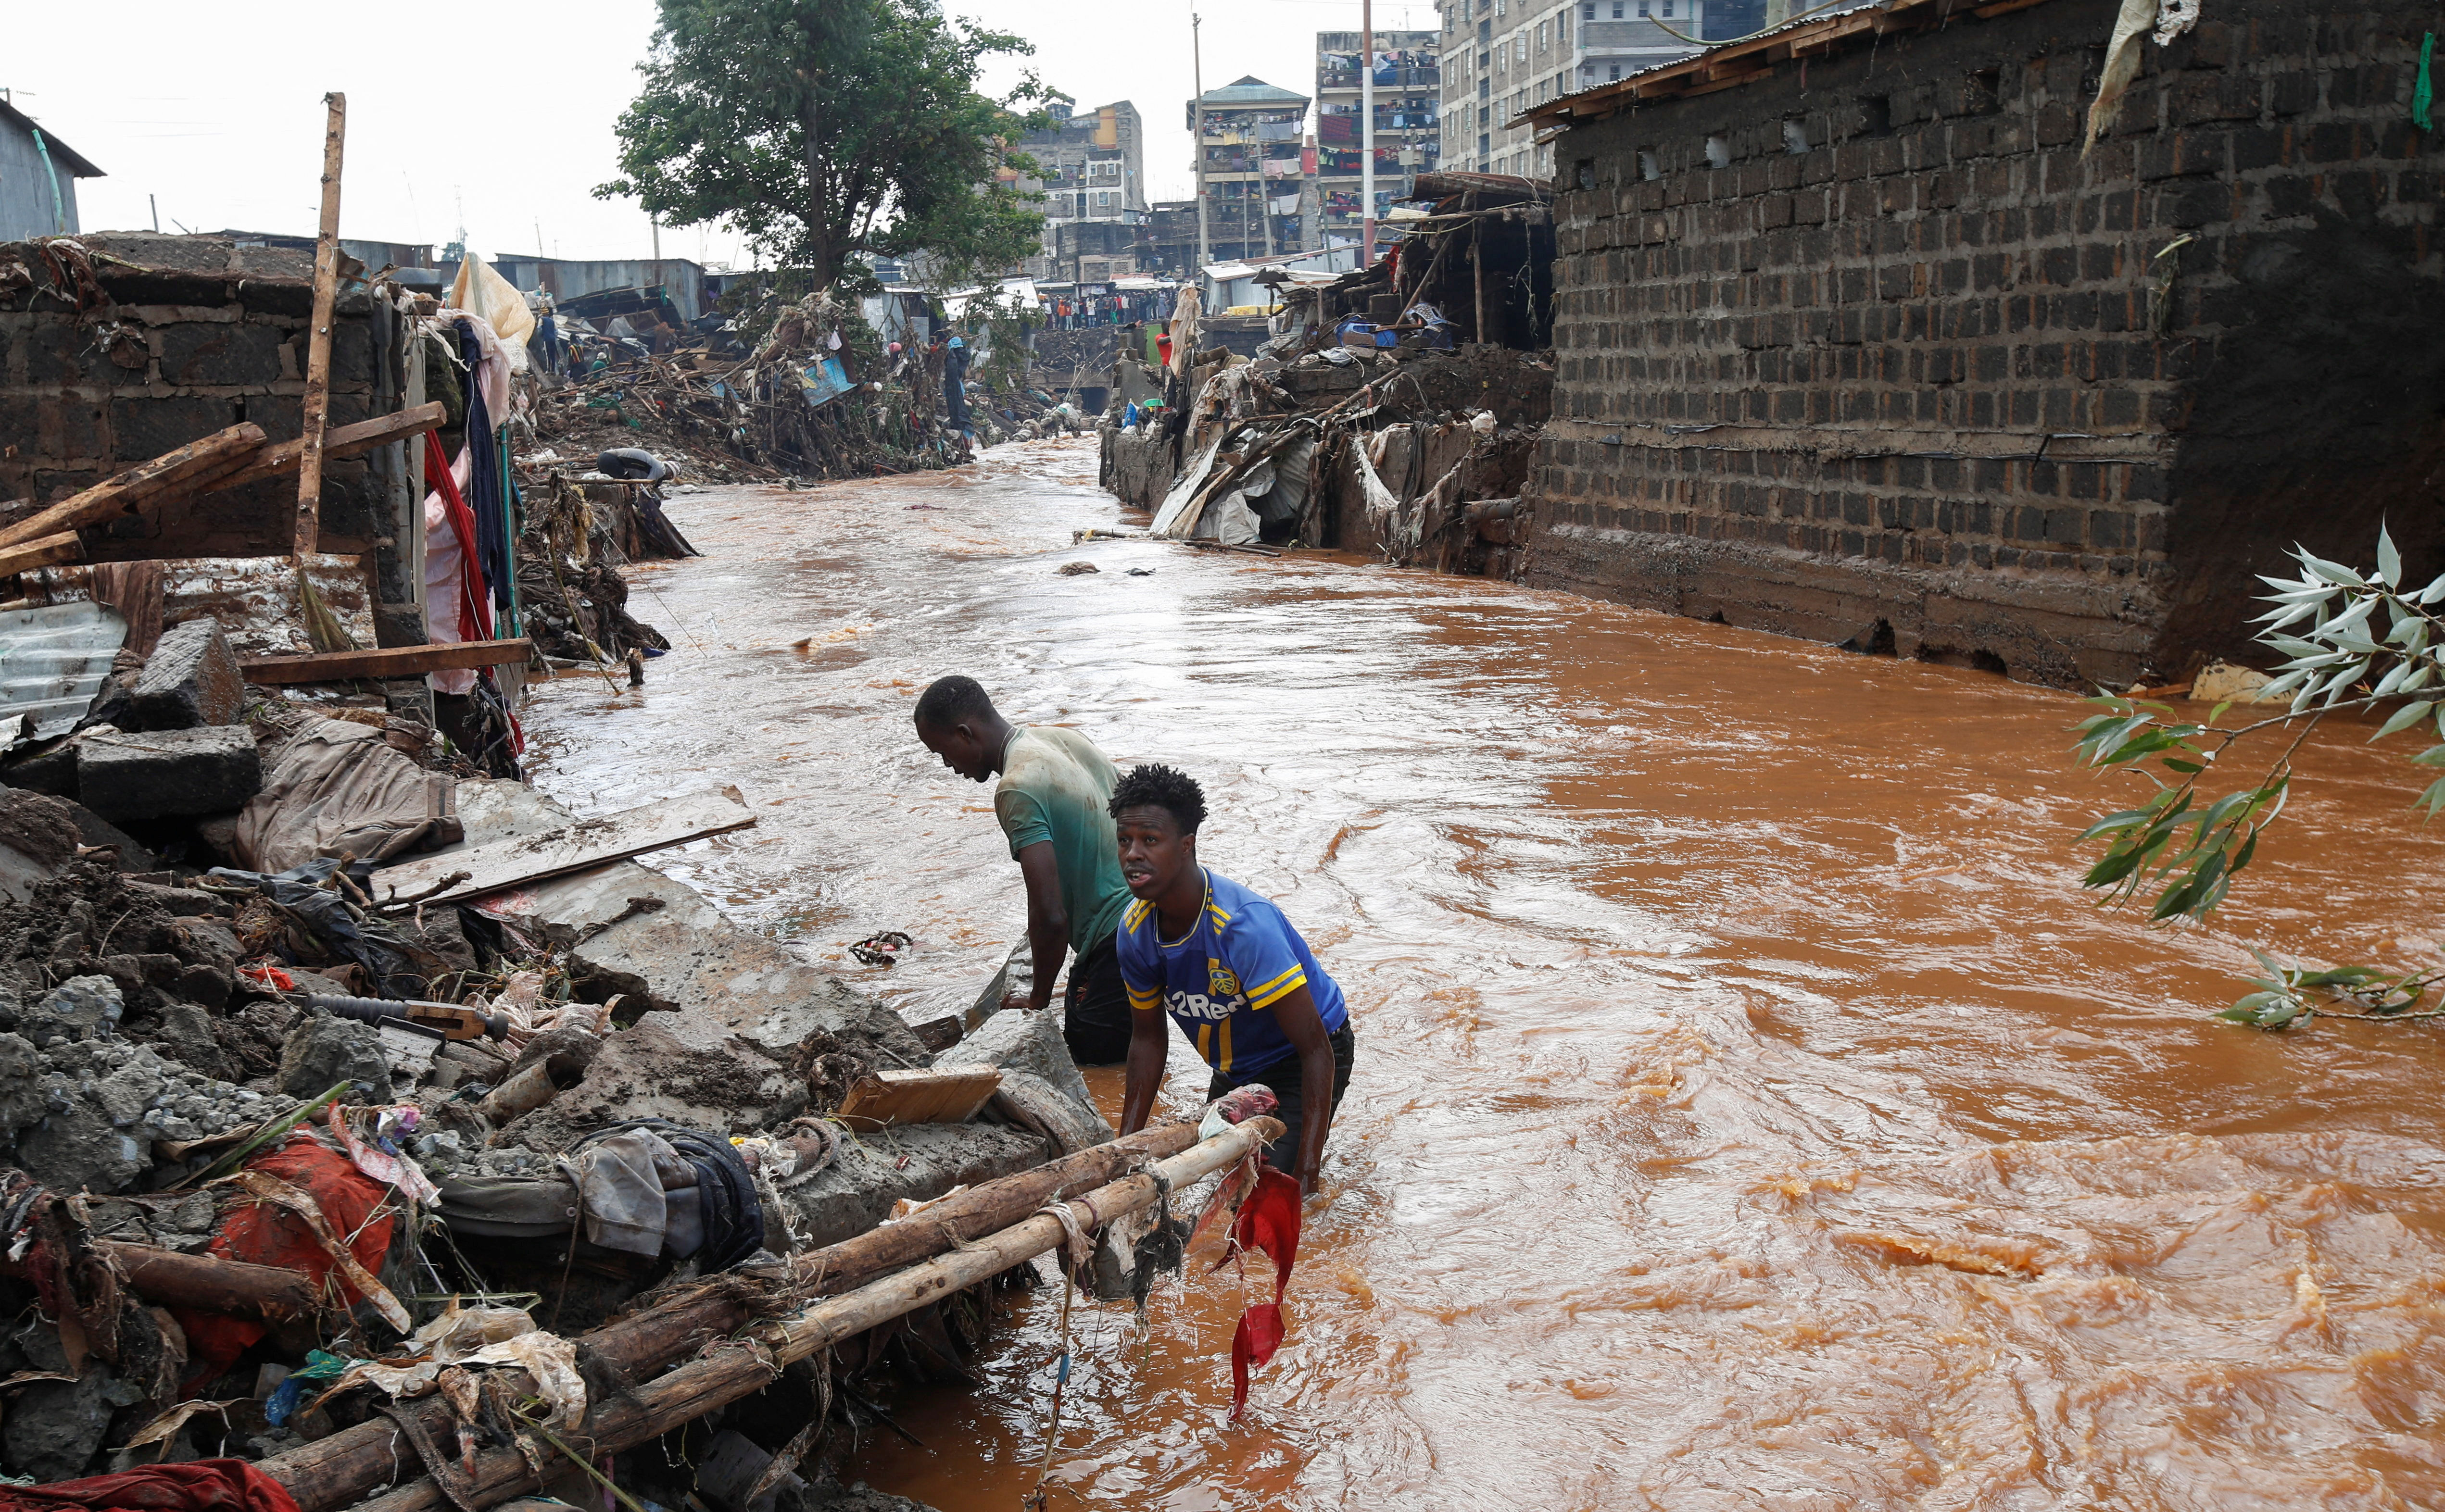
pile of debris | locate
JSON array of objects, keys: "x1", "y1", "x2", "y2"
[
  {"x1": 1107, "y1": 178, "x2": 1559, "y2": 575},
  {"x1": 530, "y1": 288, "x2": 1077, "y2": 486}
]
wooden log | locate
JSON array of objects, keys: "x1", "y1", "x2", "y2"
[
  {"x1": 0, "y1": 1241, "x2": 320, "y2": 1321},
  {"x1": 0, "y1": 423, "x2": 268, "y2": 552},
  {"x1": 206, "y1": 403, "x2": 447, "y2": 496},
  {"x1": 238, "y1": 638, "x2": 533, "y2": 685},
  {"x1": 264, "y1": 1121, "x2": 1202, "y2": 1512},
  {"x1": 0, "y1": 532, "x2": 83, "y2": 578},
  {"x1": 294, "y1": 92, "x2": 348, "y2": 561},
  {"x1": 332, "y1": 1120, "x2": 1275, "y2": 1512},
  {"x1": 366, "y1": 791, "x2": 756, "y2": 905}
]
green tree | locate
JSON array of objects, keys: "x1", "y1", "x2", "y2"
[
  {"x1": 598, "y1": 0, "x2": 1052, "y2": 290},
  {"x1": 2071, "y1": 526, "x2": 2445, "y2": 1029}
]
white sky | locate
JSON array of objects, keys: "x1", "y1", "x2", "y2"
[{"x1": 8, "y1": 0, "x2": 1431, "y2": 268}]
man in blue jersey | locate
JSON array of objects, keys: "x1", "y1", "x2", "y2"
[{"x1": 1111, "y1": 763, "x2": 1354, "y2": 1194}]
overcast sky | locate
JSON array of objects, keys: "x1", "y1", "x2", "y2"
[{"x1": 9, "y1": 0, "x2": 1431, "y2": 268}]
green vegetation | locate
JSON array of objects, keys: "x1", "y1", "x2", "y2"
[
  {"x1": 599, "y1": 0, "x2": 1053, "y2": 289},
  {"x1": 2072, "y1": 527, "x2": 2445, "y2": 1029}
]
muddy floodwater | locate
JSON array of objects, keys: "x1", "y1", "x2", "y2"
[{"x1": 524, "y1": 438, "x2": 2445, "y2": 1511}]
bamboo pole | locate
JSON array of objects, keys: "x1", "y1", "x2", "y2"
[
  {"x1": 266, "y1": 1121, "x2": 1205, "y2": 1512},
  {"x1": 335, "y1": 1121, "x2": 1276, "y2": 1512},
  {"x1": 294, "y1": 92, "x2": 347, "y2": 561}
]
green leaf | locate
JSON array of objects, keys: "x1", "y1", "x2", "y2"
[
  {"x1": 2163, "y1": 758, "x2": 2203, "y2": 773},
  {"x1": 2379, "y1": 524, "x2": 2402, "y2": 587},
  {"x1": 2373, "y1": 700, "x2": 2432, "y2": 741},
  {"x1": 2078, "y1": 808, "x2": 2159, "y2": 840}
]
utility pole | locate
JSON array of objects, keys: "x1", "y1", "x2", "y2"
[
  {"x1": 1362, "y1": 0, "x2": 1377, "y2": 267},
  {"x1": 1193, "y1": 11, "x2": 1209, "y2": 276},
  {"x1": 149, "y1": 194, "x2": 159, "y2": 233}
]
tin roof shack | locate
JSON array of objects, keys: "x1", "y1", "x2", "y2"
[
  {"x1": 1521, "y1": 0, "x2": 2445, "y2": 687},
  {"x1": 0, "y1": 102, "x2": 101, "y2": 243},
  {"x1": 0, "y1": 233, "x2": 423, "y2": 614}
]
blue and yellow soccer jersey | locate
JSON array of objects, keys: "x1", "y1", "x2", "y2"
[{"x1": 1114, "y1": 867, "x2": 1349, "y2": 1080}]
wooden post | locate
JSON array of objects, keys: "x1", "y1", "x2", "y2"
[{"x1": 294, "y1": 92, "x2": 347, "y2": 561}]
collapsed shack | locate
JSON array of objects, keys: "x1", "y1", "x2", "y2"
[{"x1": 1103, "y1": 174, "x2": 1557, "y2": 576}]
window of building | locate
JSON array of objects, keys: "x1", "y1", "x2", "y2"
[
  {"x1": 1781, "y1": 117, "x2": 1810, "y2": 153},
  {"x1": 1478, "y1": 130, "x2": 1491, "y2": 155},
  {"x1": 1478, "y1": 18, "x2": 1490, "y2": 40},
  {"x1": 1479, "y1": 76, "x2": 1489, "y2": 98},
  {"x1": 1661, "y1": 0, "x2": 1673, "y2": 14},
  {"x1": 1704, "y1": 133, "x2": 1729, "y2": 167},
  {"x1": 1638, "y1": 147, "x2": 1660, "y2": 179},
  {"x1": 1608, "y1": 61, "x2": 1621, "y2": 80},
  {"x1": 1637, "y1": 0, "x2": 1649, "y2": 13},
  {"x1": 1582, "y1": 1, "x2": 1594, "y2": 14},
  {"x1": 1515, "y1": 35, "x2": 1527, "y2": 61},
  {"x1": 1613, "y1": 0, "x2": 1625, "y2": 13}
]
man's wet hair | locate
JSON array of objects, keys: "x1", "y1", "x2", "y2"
[
  {"x1": 1110, "y1": 763, "x2": 1207, "y2": 834},
  {"x1": 914, "y1": 675, "x2": 993, "y2": 728}
]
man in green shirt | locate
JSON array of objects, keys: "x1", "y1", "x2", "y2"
[{"x1": 913, "y1": 677, "x2": 1134, "y2": 1062}]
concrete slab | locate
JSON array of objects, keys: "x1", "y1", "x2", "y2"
[
  {"x1": 777, "y1": 1122, "x2": 1050, "y2": 1250},
  {"x1": 448, "y1": 780, "x2": 927, "y2": 1063}
]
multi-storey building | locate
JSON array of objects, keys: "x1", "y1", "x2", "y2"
[
  {"x1": 1008, "y1": 100, "x2": 1147, "y2": 279},
  {"x1": 1313, "y1": 31, "x2": 1442, "y2": 244},
  {"x1": 1443, "y1": 0, "x2": 1793, "y2": 178},
  {"x1": 1187, "y1": 76, "x2": 1311, "y2": 266}
]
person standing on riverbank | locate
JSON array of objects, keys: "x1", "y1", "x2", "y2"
[
  {"x1": 913, "y1": 678, "x2": 1134, "y2": 1063},
  {"x1": 1110, "y1": 763, "x2": 1354, "y2": 1194}
]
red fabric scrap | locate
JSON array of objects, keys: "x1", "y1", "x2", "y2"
[
  {"x1": 1225, "y1": 1165, "x2": 1302, "y2": 1419},
  {"x1": 423, "y1": 431, "x2": 492, "y2": 643},
  {"x1": 0, "y1": 1459, "x2": 301, "y2": 1512},
  {"x1": 174, "y1": 1134, "x2": 394, "y2": 1391}
]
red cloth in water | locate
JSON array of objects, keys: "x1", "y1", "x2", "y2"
[
  {"x1": 0, "y1": 1459, "x2": 300, "y2": 1512},
  {"x1": 174, "y1": 1134, "x2": 395, "y2": 1390},
  {"x1": 1226, "y1": 1165, "x2": 1302, "y2": 1419}
]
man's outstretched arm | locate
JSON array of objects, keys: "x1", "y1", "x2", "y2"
[
  {"x1": 1009, "y1": 840, "x2": 1067, "y2": 1012},
  {"x1": 1119, "y1": 1005, "x2": 1169, "y2": 1136},
  {"x1": 1270, "y1": 985, "x2": 1337, "y2": 1196}
]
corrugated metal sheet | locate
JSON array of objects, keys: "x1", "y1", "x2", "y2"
[
  {"x1": 22, "y1": 554, "x2": 375, "y2": 659},
  {"x1": 0, "y1": 600, "x2": 126, "y2": 740}
]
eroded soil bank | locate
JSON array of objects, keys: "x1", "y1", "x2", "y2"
[{"x1": 525, "y1": 437, "x2": 2445, "y2": 1512}]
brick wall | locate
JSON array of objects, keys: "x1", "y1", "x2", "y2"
[
  {"x1": 0, "y1": 233, "x2": 410, "y2": 576},
  {"x1": 1528, "y1": 0, "x2": 2445, "y2": 686}
]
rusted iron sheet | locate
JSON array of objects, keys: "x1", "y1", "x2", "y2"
[{"x1": 22, "y1": 554, "x2": 375, "y2": 658}]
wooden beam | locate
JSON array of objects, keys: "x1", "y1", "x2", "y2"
[
  {"x1": 367, "y1": 789, "x2": 756, "y2": 905},
  {"x1": 293, "y1": 92, "x2": 348, "y2": 560},
  {"x1": 206, "y1": 402, "x2": 446, "y2": 495},
  {"x1": 0, "y1": 532, "x2": 83, "y2": 578},
  {"x1": 262, "y1": 1123, "x2": 1206, "y2": 1512},
  {"x1": 238, "y1": 637, "x2": 532, "y2": 684},
  {"x1": 0, "y1": 423, "x2": 267, "y2": 553},
  {"x1": 2, "y1": 1242, "x2": 320, "y2": 1322}
]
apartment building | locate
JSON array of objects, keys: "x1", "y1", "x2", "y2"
[
  {"x1": 1444, "y1": 0, "x2": 1777, "y2": 178},
  {"x1": 1008, "y1": 100, "x2": 1147, "y2": 278},
  {"x1": 1188, "y1": 76, "x2": 1312, "y2": 264},
  {"x1": 1314, "y1": 30, "x2": 1442, "y2": 243}
]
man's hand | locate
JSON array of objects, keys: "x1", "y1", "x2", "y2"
[{"x1": 1271, "y1": 985, "x2": 1337, "y2": 1198}]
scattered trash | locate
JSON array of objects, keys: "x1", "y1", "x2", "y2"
[{"x1": 848, "y1": 931, "x2": 914, "y2": 967}]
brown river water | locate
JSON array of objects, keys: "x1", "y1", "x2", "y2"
[{"x1": 523, "y1": 437, "x2": 2445, "y2": 1512}]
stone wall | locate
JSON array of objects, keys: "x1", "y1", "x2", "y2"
[
  {"x1": 1527, "y1": 0, "x2": 2445, "y2": 686},
  {"x1": 0, "y1": 233, "x2": 414, "y2": 593}
]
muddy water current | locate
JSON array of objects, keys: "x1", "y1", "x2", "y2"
[{"x1": 524, "y1": 438, "x2": 2445, "y2": 1511}]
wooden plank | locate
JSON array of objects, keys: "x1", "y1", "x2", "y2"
[
  {"x1": 206, "y1": 402, "x2": 446, "y2": 495},
  {"x1": 0, "y1": 532, "x2": 83, "y2": 578},
  {"x1": 833, "y1": 1068, "x2": 1006, "y2": 1132},
  {"x1": 239, "y1": 637, "x2": 533, "y2": 684},
  {"x1": 0, "y1": 423, "x2": 267, "y2": 552},
  {"x1": 294, "y1": 92, "x2": 348, "y2": 560},
  {"x1": 368, "y1": 791, "x2": 758, "y2": 905}
]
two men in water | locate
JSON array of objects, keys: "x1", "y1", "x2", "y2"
[{"x1": 914, "y1": 681, "x2": 1352, "y2": 1192}]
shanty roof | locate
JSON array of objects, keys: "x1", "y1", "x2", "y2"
[
  {"x1": 1197, "y1": 76, "x2": 1310, "y2": 108},
  {"x1": 1519, "y1": 0, "x2": 2047, "y2": 129},
  {"x1": 0, "y1": 99, "x2": 103, "y2": 177}
]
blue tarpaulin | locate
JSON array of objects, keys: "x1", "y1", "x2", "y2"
[{"x1": 800, "y1": 356, "x2": 854, "y2": 407}]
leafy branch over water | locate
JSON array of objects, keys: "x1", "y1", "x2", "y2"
[{"x1": 2072, "y1": 526, "x2": 2445, "y2": 1030}]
